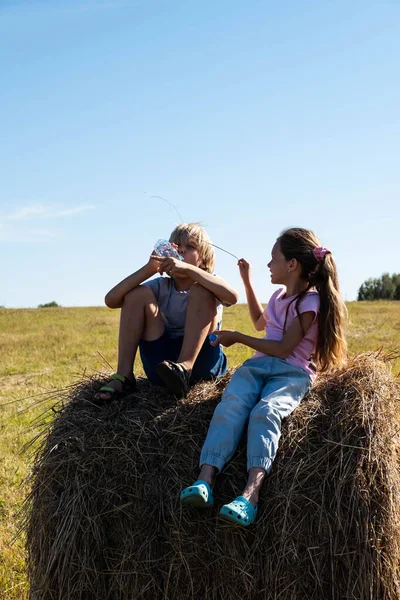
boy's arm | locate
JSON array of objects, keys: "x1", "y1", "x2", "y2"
[
  {"x1": 187, "y1": 267, "x2": 239, "y2": 305},
  {"x1": 104, "y1": 255, "x2": 160, "y2": 309},
  {"x1": 238, "y1": 259, "x2": 266, "y2": 331},
  {"x1": 157, "y1": 256, "x2": 239, "y2": 305}
]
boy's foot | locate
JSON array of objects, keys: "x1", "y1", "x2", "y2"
[
  {"x1": 94, "y1": 373, "x2": 136, "y2": 404},
  {"x1": 156, "y1": 360, "x2": 190, "y2": 398}
]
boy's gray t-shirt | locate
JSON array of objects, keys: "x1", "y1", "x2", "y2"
[{"x1": 143, "y1": 276, "x2": 225, "y2": 338}]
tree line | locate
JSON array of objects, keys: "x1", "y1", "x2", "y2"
[{"x1": 358, "y1": 273, "x2": 400, "y2": 301}]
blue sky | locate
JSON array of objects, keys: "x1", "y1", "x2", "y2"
[{"x1": 1, "y1": 0, "x2": 399, "y2": 307}]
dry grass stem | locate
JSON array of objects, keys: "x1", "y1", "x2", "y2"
[{"x1": 22, "y1": 352, "x2": 400, "y2": 600}]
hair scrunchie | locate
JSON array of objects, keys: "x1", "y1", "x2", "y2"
[{"x1": 313, "y1": 246, "x2": 331, "y2": 262}]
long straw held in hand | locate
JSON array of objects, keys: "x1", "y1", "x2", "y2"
[{"x1": 148, "y1": 193, "x2": 240, "y2": 261}]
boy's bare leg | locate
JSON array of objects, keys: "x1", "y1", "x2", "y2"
[
  {"x1": 97, "y1": 286, "x2": 164, "y2": 399},
  {"x1": 177, "y1": 283, "x2": 218, "y2": 373}
]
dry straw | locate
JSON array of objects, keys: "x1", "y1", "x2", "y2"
[{"x1": 22, "y1": 352, "x2": 400, "y2": 600}]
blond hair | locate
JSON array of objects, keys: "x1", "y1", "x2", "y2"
[
  {"x1": 169, "y1": 223, "x2": 215, "y2": 273},
  {"x1": 278, "y1": 227, "x2": 348, "y2": 372}
]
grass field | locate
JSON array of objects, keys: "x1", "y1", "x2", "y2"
[{"x1": 1, "y1": 301, "x2": 399, "y2": 599}]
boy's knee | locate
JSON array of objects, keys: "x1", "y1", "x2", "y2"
[{"x1": 189, "y1": 283, "x2": 217, "y2": 307}]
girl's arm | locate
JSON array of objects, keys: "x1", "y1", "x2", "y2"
[
  {"x1": 104, "y1": 255, "x2": 160, "y2": 309},
  {"x1": 212, "y1": 311, "x2": 315, "y2": 359},
  {"x1": 238, "y1": 259, "x2": 266, "y2": 331}
]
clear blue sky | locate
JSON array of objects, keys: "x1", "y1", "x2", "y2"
[{"x1": 1, "y1": 0, "x2": 399, "y2": 307}]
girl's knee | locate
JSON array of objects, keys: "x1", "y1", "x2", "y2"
[
  {"x1": 249, "y1": 403, "x2": 278, "y2": 423},
  {"x1": 218, "y1": 392, "x2": 251, "y2": 418}
]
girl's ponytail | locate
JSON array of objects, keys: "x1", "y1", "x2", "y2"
[
  {"x1": 311, "y1": 252, "x2": 347, "y2": 371},
  {"x1": 279, "y1": 228, "x2": 347, "y2": 372}
]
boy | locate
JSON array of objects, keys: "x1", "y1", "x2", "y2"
[{"x1": 96, "y1": 223, "x2": 238, "y2": 400}]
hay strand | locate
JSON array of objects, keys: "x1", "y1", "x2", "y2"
[{"x1": 22, "y1": 353, "x2": 400, "y2": 599}]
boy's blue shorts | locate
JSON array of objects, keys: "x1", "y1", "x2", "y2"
[{"x1": 139, "y1": 332, "x2": 227, "y2": 387}]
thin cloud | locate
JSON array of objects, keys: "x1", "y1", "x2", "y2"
[
  {"x1": 58, "y1": 205, "x2": 95, "y2": 216},
  {"x1": 5, "y1": 204, "x2": 95, "y2": 221},
  {"x1": 0, "y1": 224, "x2": 57, "y2": 243},
  {"x1": 0, "y1": 203, "x2": 95, "y2": 243},
  {"x1": 7, "y1": 205, "x2": 48, "y2": 221}
]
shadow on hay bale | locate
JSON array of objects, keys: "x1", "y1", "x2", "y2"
[{"x1": 23, "y1": 353, "x2": 400, "y2": 600}]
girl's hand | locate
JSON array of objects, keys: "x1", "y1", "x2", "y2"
[
  {"x1": 159, "y1": 256, "x2": 191, "y2": 279},
  {"x1": 210, "y1": 329, "x2": 240, "y2": 347},
  {"x1": 238, "y1": 258, "x2": 252, "y2": 285}
]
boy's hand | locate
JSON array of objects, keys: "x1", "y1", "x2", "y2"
[
  {"x1": 210, "y1": 330, "x2": 240, "y2": 347},
  {"x1": 147, "y1": 253, "x2": 163, "y2": 274},
  {"x1": 159, "y1": 256, "x2": 192, "y2": 279},
  {"x1": 238, "y1": 258, "x2": 252, "y2": 285}
]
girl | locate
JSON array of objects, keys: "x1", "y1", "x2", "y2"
[{"x1": 180, "y1": 227, "x2": 347, "y2": 526}]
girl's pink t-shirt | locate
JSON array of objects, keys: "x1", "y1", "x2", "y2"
[{"x1": 252, "y1": 288, "x2": 320, "y2": 380}]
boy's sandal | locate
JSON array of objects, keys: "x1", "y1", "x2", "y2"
[
  {"x1": 180, "y1": 480, "x2": 214, "y2": 508},
  {"x1": 156, "y1": 360, "x2": 190, "y2": 398},
  {"x1": 94, "y1": 373, "x2": 136, "y2": 403},
  {"x1": 219, "y1": 496, "x2": 258, "y2": 527}
]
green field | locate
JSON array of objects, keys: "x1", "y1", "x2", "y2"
[{"x1": 1, "y1": 301, "x2": 399, "y2": 599}]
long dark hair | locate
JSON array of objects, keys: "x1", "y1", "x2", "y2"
[{"x1": 278, "y1": 227, "x2": 347, "y2": 371}]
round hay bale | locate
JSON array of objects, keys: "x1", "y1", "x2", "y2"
[{"x1": 23, "y1": 353, "x2": 400, "y2": 600}]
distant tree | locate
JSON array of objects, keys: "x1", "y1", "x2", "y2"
[
  {"x1": 38, "y1": 301, "x2": 60, "y2": 308},
  {"x1": 381, "y1": 273, "x2": 395, "y2": 299},
  {"x1": 393, "y1": 274, "x2": 400, "y2": 300},
  {"x1": 358, "y1": 278, "x2": 375, "y2": 301},
  {"x1": 358, "y1": 273, "x2": 400, "y2": 301}
]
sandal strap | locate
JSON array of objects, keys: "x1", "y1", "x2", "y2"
[
  {"x1": 99, "y1": 386, "x2": 119, "y2": 394},
  {"x1": 98, "y1": 374, "x2": 135, "y2": 395},
  {"x1": 109, "y1": 373, "x2": 127, "y2": 383}
]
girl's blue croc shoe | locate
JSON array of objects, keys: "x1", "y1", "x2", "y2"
[
  {"x1": 180, "y1": 480, "x2": 214, "y2": 508},
  {"x1": 219, "y1": 496, "x2": 258, "y2": 527}
]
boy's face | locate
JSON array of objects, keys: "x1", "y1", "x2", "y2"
[{"x1": 176, "y1": 238, "x2": 205, "y2": 269}]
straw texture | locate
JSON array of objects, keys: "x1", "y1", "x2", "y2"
[{"x1": 23, "y1": 353, "x2": 400, "y2": 600}]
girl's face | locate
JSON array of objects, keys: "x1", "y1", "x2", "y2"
[{"x1": 267, "y1": 241, "x2": 291, "y2": 285}]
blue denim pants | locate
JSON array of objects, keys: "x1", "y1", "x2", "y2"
[{"x1": 200, "y1": 356, "x2": 312, "y2": 473}]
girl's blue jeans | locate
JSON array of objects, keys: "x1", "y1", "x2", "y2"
[{"x1": 200, "y1": 356, "x2": 312, "y2": 473}]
